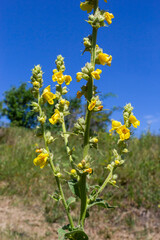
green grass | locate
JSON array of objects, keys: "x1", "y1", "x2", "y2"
[{"x1": 0, "y1": 127, "x2": 159, "y2": 209}]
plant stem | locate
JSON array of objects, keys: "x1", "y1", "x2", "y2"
[
  {"x1": 80, "y1": 0, "x2": 99, "y2": 229},
  {"x1": 79, "y1": 173, "x2": 87, "y2": 229},
  {"x1": 38, "y1": 93, "x2": 74, "y2": 230},
  {"x1": 62, "y1": 119, "x2": 74, "y2": 168},
  {"x1": 91, "y1": 170, "x2": 113, "y2": 202}
]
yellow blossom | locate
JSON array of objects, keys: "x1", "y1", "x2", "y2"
[
  {"x1": 116, "y1": 125, "x2": 130, "y2": 140},
  {"x1": 49, "y1": 109, "x2": 60, "y2": 125},
  {"x1": 60, "y1": 99, "x2": 66, "y2": 105},
  {"x1": 66, "y1": 100, "x2": 70, "y2": 107},
  {"x1": 104, "y1": 0, "x2": 107, "y2": 2},
  {"x1": 33, "y1": 81, "x2": 40, "y2": 87},
  {"x1": 52, "y1": 71, "x2": 64, "y2": 85},
  {"x1": 93, "y1": 138, "x2": 98, "y2": 143},
  {"x1": 110, "y1": 120, "x2": 122, "y2": 133},
  {"x1": 115, "y1": 160, "x2": 120, "y2": 165},
  {"x1": 112, "y1": 180, "x2": 116, "y2": 185},
  {"x1": 129, "y1": 115, "x2": 140, "y2": 128},
  {"x1": 33, "y1": 153, "x2": 49, "y2": 168},
  {"x1": 80, "y1": 2, "x2": 93, "y2": 13},
  {"x1": 53, "y1": 69, "x2": 57, "y2": 74},
  {"x1": 91, "y1": 69, "x2": 102, "y2": 80},
  {"x1": 84, "y1": 168, "x2": 92, "y2": 174},
  {"x1": 78, "y1": 163, "x2": 83, "y2": 169},
  {"x1": 71, "y1": 169, "x2": 77, "y2": 175},
  {"x1": 104, "y1": 12, "x2": 114, "y2": 25},
  {"x1": 97, "y1": 105, "x2": 103, "y2": 111},
  {"x1": 42, "y1": 85, "x2": 56, "y2": 105},
  {"x1": 98, "y1": 53, "x2": 112, "y2": 66},
  {"x1": 35, "y1": 148, "x2": 43, "y2": 153},
  {"x1": 64, "y1": 75, "x2": 72, "y2": 85},
  {"x1": 77, "y1": 91, "x2": 83, "y2": 99},
  {"x1": 88, "y1": 100, "x2": 96, "y2": 111},
  {"x1": 76, "y1": 72, "x2": 83, "y2": 82}
]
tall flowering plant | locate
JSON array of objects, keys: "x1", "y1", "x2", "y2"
[{"x1": 30, "y1": 0, "x2": 140, "y2": 239}]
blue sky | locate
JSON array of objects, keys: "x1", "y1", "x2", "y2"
[{"x1": 1, "y1": 0, "x2": 160, "y2": 135}]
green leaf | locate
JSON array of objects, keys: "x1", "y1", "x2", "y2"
[
  {"x1": 49, "y1": 190, "x2": 62, "y2": 202},
  {"x1": 58, "y1": 225, "x2": 70, "y2": 240},
  {"x1": 90, "y1": 185, "x2": 100, "y2": 196},
  {"x1": 58, "y1": 228, "x2": 66, "y2": 240},
  {"x1": 88, "y1": 198, "x2": 115, "y2": 209},
  {"x1": 65, "y1": 229, "x2": 88, "y2": 240},
  {"x1": 68, "y1": 179, "x2": 80, "y2": 198},
  {"x1": 66, "y1": 197, "x2": 76, "y2": 207}
]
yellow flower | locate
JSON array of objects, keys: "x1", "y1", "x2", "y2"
[
  {"x1": 78, "y1": 163, "x2": 83, "y2": 169},
  {"x1": 60, "y1": 99, "x2": 66, "y2": 105},
  {"x1": 129, "y1": 115, "x2": 140, "y2": 128},
  {"x1": 71, "y1": 169, "x2": 77, "y2": 175},
  {"x1": 104, "y1": 12, "x2": 114, "y2": 25},
  {"x1": 84, "y1": 168, "x2": 92, "y2": 174},
  {"x1": 109, "y1": 120, "x2": 122, "y2": 135},
  {"x1": 33, "y1": 153, "x2": 49, "y2": 168},
  {"x1": 98, "y1": 53, "x2": 112, "y2": 66},
  {"x1": 91, "y1": 69, "x2": 102, "y2": 80},
  {"x1": 49, "y1": 109, "x2": 60, "y2": 125},
  {"x1": 42, "y1": 85, "x2": 56, "y2": 105},
  {"x1": 97, "y1": 105, "x2": 103, "y2": 111},
  {"x1": 116, "y1": 125, "x2": 130, "y2": 140},
  {"x1": 35, "y1": 148, "x2": 43, "y2": 153},
  {"x1": 77, "y1": 91, "x2": 83, "y2": 99},
  {"x1": 80, "y1": 2, "x2": 93, "y2": 13},
  {"x1": 52, "y1": 71, "x2": 64, "y2": 85},
  {"x1": 53, "y1": 69, "x2": 57, "y2": 73},
  {"x1": 115, "y1": 160, "x2": 120, "y2": 165},
  {"x1": 66, "y1": 100, "x2": 70, "y2": 107},
  {"x1": 33, "y1": 81, "x2": 40, "y2": 87},
  {"x1": 111, "y1": 120, "x2": 122, "y2": 130},
  {"x1": 104, "y1": 0, "x2": 107, "y2": 2},
  {"x1": 88, "y1": 100, "x2": 96, "y2": 111},
  {"x1": 64, "y1": 75, "x2": 72, "y2": 85},
  {"x1": 93, "y1": 137, "x2": 98, "y2": 143},
  {"x1": 76, "y1": 72, "x2": 83, "y2": 82}
]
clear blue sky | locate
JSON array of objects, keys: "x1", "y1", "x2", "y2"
[{"x1": 1, "y1": 0, "x2": 160, "y2": 135}]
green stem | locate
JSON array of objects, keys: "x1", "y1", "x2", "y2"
[
  {"x1": 38, "y1": 93, "x2": 74, "y2": 230},
  {"x1": 92, "y1": 170, "x2": 113, "y2": 202},
  {"x1": 79, "y1": 174, "x2": 87, "y2": 229},
  {"x1": 80, "y1": 0, "x2": 99, "y2": 229},
  {"x1": 62, "y1": 119, "x2": 74, "y2": 168},
  {"x1": 83, "y1": 2, "x2": 98, "y2": 158}
]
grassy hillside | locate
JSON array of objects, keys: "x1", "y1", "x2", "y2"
[{"x1": 0, "y1": 127, "x2": 159, "y2": 209}]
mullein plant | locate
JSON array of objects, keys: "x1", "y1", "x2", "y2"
[{"x1": 30, "y1": 1, "x2": 140, "y2": 239}]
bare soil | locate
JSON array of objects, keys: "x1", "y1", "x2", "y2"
[{"x1": 0, "y1": 196, "x2": 159, "y2": 240}]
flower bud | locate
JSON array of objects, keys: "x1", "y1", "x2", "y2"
[
  {"x1": 38, "y1": 116, "x2": 46, "y2": 124},
  {"x1": 78, "y1": 163, "x2": 83, "y2": 169},
  {"x1": 57, "y1": 173, "x2": 62, "y2": 178},
  {"x1": 71, "y1": 169, "x2": 76, "y2": 175}
]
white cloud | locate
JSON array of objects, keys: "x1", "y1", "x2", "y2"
[{"x1": 144, "y1": 114, "x2": 160, "y2": 124}]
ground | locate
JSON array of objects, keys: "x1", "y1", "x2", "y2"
[{"x1": 0, "y1": 196, "x2": 159, "y2": 240}]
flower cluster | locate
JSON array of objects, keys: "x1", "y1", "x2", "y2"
[
  {"x1": 30, "y1": 65, "x2": 43, "y2": 96},
  {"x1": 110, "y1": 103, "x2": 140, "y2": 141},
  {"x1": 88, "y1": 96, "x2": 103, "y2": 111},
  {"x1": 77, "y1": 158, "x2": 93, "y2": 175}
]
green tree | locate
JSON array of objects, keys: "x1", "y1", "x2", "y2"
[{"x1": 0, "y1": 83, "x2": 37, "y2": 128}]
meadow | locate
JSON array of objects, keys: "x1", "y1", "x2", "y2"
[{"x1": 0, "y1": 127, "x2": 159, "y2": 239}]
